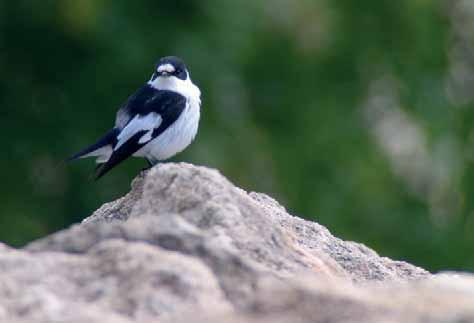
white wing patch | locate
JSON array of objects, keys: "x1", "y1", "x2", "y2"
[
  {"x1": 115, "y1": 112, "x2": 162, "y2": 150},
  {"x1": 138, "y1": 130, "x2": 154, "y2": 144},
  {"x1": 115, "y1": 107, "x2": 131, "y2": 129}
]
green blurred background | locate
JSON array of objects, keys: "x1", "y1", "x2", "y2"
[{"x1": 1, "y1": 0, "x2": 473, "y2": 272}]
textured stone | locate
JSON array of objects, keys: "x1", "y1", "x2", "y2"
[{"x1": 0, "y1": 163, "x2": 471, "y2": 322}]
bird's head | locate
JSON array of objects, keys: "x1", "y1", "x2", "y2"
[
  {"x1": 148, "y1": 56, "x2": 200, "y2": 98},
  {"x1": 151, "y1": 56, "x2": 188, "y2": 82}
]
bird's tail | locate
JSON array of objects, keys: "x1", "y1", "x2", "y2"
[
  {"x1": 66, "y1": 128, "x2": 119, "y2": 162},
  {"x1": 94, "y1": 130, "x2": 147, "y2": 180}
]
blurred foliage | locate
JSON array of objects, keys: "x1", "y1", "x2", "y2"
[{"x1": 1, "y1": 0, "x2": 474, "y2": 272}]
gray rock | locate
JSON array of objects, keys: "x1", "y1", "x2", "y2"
[{"x1": 0, "y1": 163, "x2": 472, "y2": 322}]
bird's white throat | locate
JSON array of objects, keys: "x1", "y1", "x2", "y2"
[{"x1": 148, "y1": 75, "x2": 201, "y2": 101}]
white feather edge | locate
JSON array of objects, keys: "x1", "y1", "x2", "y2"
[{"x1": 80, "y1": 146, "x2": 113, "y2": 164}]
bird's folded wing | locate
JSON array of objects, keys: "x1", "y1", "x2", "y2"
[{"x1": 115, "y1": 112, "x2": 162, "y2": 150}]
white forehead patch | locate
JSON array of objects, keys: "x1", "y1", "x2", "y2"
[{"x1": 157, "y1": 64, "x2": 176, "y2": 74}]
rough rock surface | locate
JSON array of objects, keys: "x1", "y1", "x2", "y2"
[{"x1": 1, "y1": 163, "x2": 473, "y2": 323}]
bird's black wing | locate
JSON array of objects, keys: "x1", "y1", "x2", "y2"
[
  {"x1": 115, "y1": 85, "x2": 157, "y2": 129},
  {"x1": 95, "y1": 90, "x2": 187, "y2": 179},
  {"x1": 68, "y1": 86, "x2": 156, "y2": 162},
  {"x1": 148, "y1": 90, "x2": 187, "y2": 139}
]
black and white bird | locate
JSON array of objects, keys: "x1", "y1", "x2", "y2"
[{"x1": 68, "y1": 56, "x2": 201, "y2": 179}]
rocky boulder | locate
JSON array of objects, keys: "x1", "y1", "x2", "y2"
[{"x1": 0, "y1": 163, "x2": 473, "y2": 323}]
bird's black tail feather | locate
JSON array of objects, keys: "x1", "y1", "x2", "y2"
[
  {"x1": 66, "y1": 128, "x2": 119, "y2": 162},
  {"x1": 94, "y1": 130, "x2": 147, "y2": 180}
]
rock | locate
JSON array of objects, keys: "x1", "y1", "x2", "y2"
[{"x1": 0, "y1": 163, "x2": 473, "y2": 322}]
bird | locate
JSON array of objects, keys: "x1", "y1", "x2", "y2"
[{"x1": 68, "y1": 56, "x2": 201, "y2": 179}]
